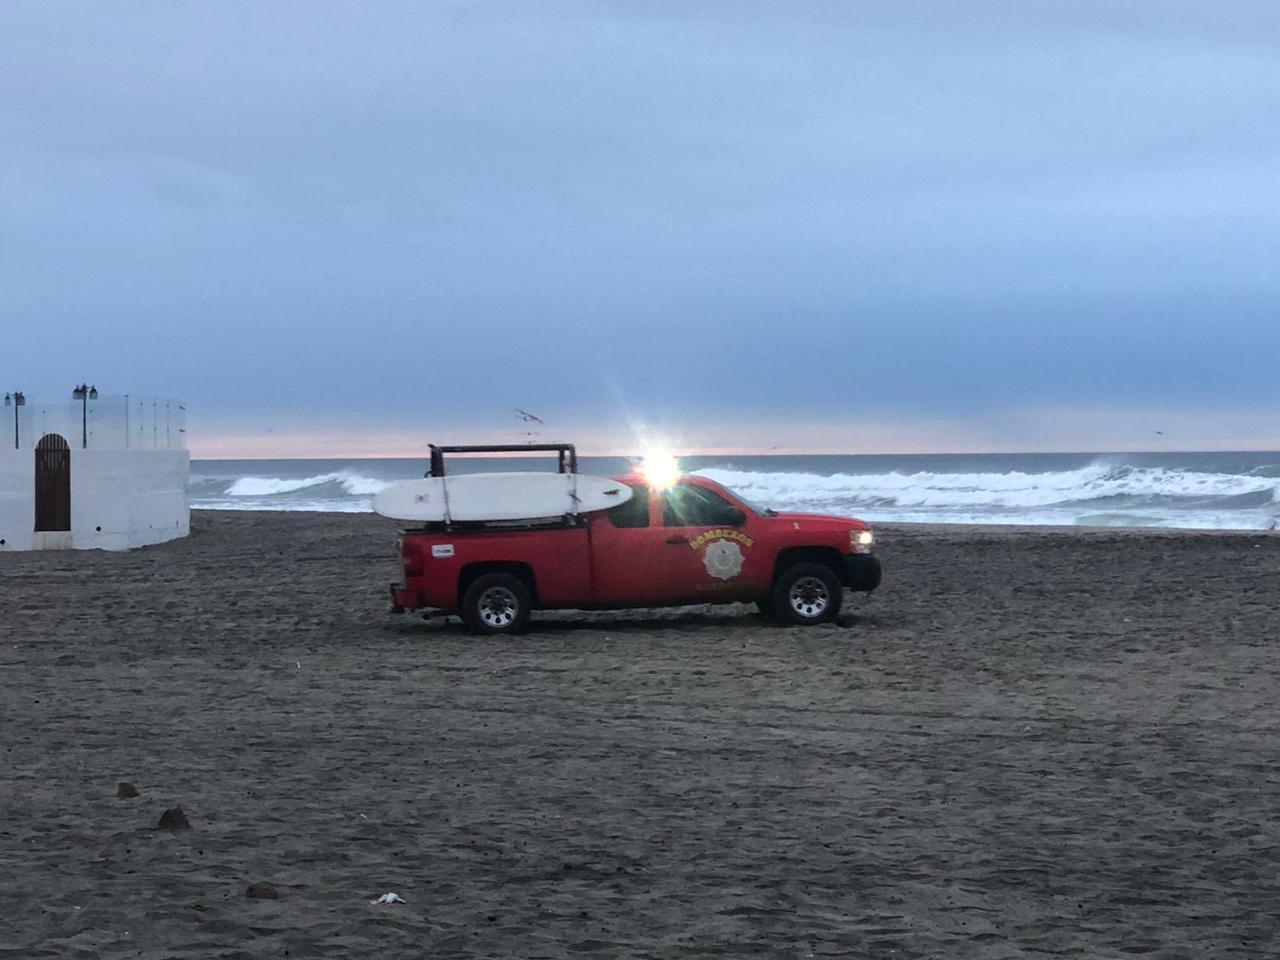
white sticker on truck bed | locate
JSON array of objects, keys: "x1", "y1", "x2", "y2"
[{"x1": 431, "y1": 544, "x2": 455, "y2": 558}]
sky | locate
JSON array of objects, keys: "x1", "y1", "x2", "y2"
[{"x1": 3, "y1": 1, "x2": 1279, "y2": 457}]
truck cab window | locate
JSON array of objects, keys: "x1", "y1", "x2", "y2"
[
  {"x1": 662, "y1": 483, "x2": 745, "y2": 527},
  {"x1": 607, "y1": 484, "x2": 650, "y2": 528}
]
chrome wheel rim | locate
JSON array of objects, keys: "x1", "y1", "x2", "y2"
[
  {"x1": 788, "y1": 576, "x2": 830, "y2": 619},
  {"x1": 478, "y1": 586, "x2": 518, "y2": 628}
]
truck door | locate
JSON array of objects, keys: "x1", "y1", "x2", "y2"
[
  {"x1": 588, "y1": 482, "x2": 673, "y2": 605},
  {"x1": 656, "y1": 480, "x2": 770, "y2": 603}
]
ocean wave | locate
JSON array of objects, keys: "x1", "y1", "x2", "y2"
[
  {"x1": 194, "y1": 498, "x2": 375, "y2": 513},
  {"x1": 693, "y1": 464, "x2": 1279, "y2": 511},
  {"x1": 186, "y1": 457, "x2": 1280, "y2": 529},
  {"x1": 221, "y1": 472, "x2": 391, "y2": 497}
]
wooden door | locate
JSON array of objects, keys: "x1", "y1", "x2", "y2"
[{"x1": 35, "y1": 434, "x2": 71, "y2": 532}]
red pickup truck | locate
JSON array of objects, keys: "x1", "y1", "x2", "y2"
[{"x1": 389, "y1": 444, "x2": 881, "y2": 634}]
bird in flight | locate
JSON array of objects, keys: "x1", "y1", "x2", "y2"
[{"x1": 516, "y1": 408, "x2": 545, "y2": 425}]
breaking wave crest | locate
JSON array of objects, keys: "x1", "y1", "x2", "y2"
[
  {"x1": 693, "y1": 463, "x2": 1280, "y2": 529},
  {"x1": 225, "y1": 472, "x2": 390, "y2": 497},
  {"x1": 694, "y1": 464, "x2": 1279, "y2": 510},
  {"x1": 190, "y1": 471, "x2": 392, "y2": 512}
]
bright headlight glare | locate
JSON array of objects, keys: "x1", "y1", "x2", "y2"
[{"x1": 856, "y1": 530, "x2": 874, "y2": 546}]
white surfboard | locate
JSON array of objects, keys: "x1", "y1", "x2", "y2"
[{"x1": 373, "y1": 472, "x2": 633, "y2": 522}]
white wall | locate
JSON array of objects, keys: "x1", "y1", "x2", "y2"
[
  {"x1": 0, "y1": 450, "x2": 35, "y2": 551},
  {"x1": 0, "y1": 449, "x2": 189, "y2": 552}
]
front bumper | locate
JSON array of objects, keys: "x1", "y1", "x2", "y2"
[{"x1": 844, "y1": 554, "x2": 883, "y2": 592}]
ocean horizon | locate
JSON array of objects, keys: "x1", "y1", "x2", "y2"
[{"x1": 189, "y1": 451, "x2": 1280, "y2": 531}]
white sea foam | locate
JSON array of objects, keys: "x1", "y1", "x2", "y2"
[
  {"x1": 225, "y1": 472, "x2": 391, "y2": 497},
  {"x1": 339, "y1": 475, "x2": 392, "y2": 496},
  {"x1": 694, "y1": 464, "x2": 1278, "y2": 511}
]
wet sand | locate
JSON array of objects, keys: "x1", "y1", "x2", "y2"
[{"x1": 2, "y1": 511, "x2": 1279, "y2": 958}]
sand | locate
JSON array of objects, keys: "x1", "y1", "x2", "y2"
[{"x1": 2, "y1": 511, "x2": 1279, "y2": 958}]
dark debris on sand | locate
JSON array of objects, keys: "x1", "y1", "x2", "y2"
[{"x1": 156, "y1": 806, "x2": 191, "y2": 831}]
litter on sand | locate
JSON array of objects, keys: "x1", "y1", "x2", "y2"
[{"x1": 370, "y1": 892, "x2": 405, "y2": 905}]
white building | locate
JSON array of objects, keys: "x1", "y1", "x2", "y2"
[{"x1": 0, "y1": 392, "x2": 189, "y2": 551}]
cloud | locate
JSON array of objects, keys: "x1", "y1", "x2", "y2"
[{"x1": 3, "y1": 1, "x2": 1278, "y2": 452}]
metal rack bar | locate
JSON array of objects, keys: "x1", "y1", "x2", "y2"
[{"x1": 426, "y1": 443, "x2": 578, "y2": 478}]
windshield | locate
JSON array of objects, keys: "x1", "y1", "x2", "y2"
[
  {"x1": 734, "y1": 492, "x2": 773, "y2": 515},
  {"x1": 698, "y1": 478, "x2": 770, "y2": 516}
]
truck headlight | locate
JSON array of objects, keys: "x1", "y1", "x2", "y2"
[{"x1": 852, "y1": 529, "x2": 874, "y2": 552}]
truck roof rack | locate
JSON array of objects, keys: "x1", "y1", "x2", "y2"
[{"x1": 426, "y1": 443, "x2": 578, "y2": 478}]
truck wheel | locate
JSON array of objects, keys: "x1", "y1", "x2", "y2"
[
  {"x1": 462, "y1": 573, "x2": 532, "y2": 635},
  {"x1": 772, "y1": 562, "x2": 843, "y2": 626}
]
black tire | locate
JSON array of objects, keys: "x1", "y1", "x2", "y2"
[
  {"x1": 772, "y1": 562, "x2": 843, "y2": 626},
  {"x1": 461, "y1": 573, "x2": 532, "y2": 635}
]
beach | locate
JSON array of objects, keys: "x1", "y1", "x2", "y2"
[{"x1": 3, "y1": 510, "x2": 1279, "y2": 958}]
